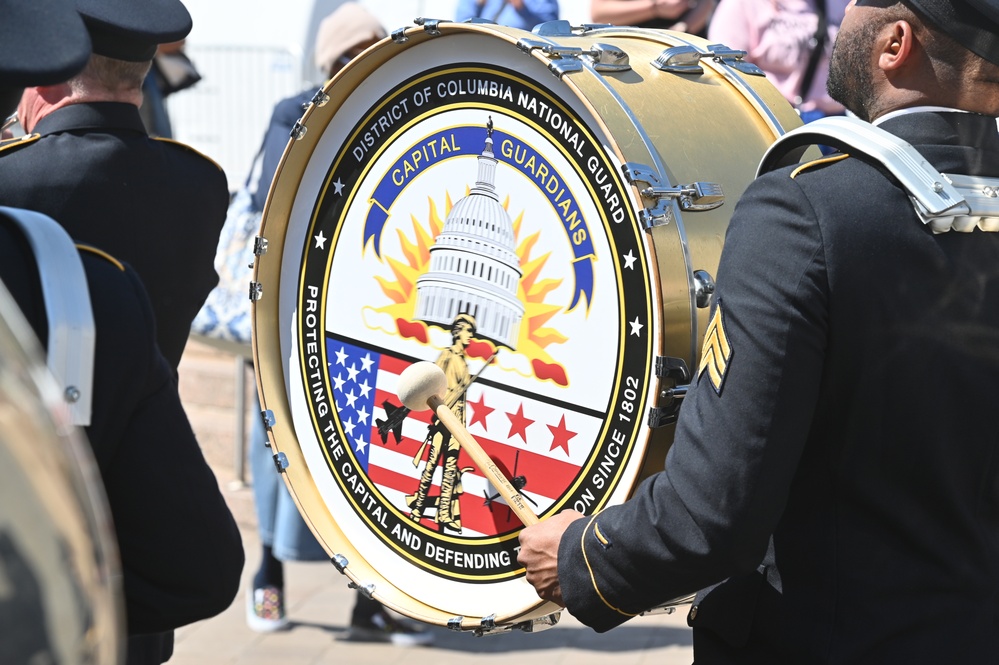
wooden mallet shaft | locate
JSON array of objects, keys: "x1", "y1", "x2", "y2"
[{"x1": 398, "y1": 361, "x2": 539, "y2": 527}]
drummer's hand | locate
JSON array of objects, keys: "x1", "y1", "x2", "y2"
[{"x1": 518, "y1": 510, "x2": 585, "y2": 606}]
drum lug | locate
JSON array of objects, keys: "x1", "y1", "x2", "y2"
[
  {"x1": 272, "y1": 451, "x2": 289, "y2": 473},
  {"x1": 348, "y1": 581, "x2": 377, "y2": 599},
  {"x1": 253, "y1": 235, "x2": 268, "y2": 257},
  {"x1": 414, "y1": 17, "x2": 445, "y2": 36},
  {"x1": 390, "y1": 26, "x2": 410, "y2": 43},
  {"x1": 517, "y1": 39, "x2": 630, "y2": 77},
  {"x1": 649, "y1": 357, "x2": 690, "y2": 428},
  {"x1": 249, "y1": 281, "x2": 263, "y2": 301},
  {"x1": 653, "y1": 44, "x2": 764, "y2": 77},
  {"x1": 623, "y1": 163, "x2": 677, "y2": 228},
  {"x1": 517, "y1": 39, "x2": 585, "y2": 78},
  {"x1": 648, "y1": 386, "x2": 687, "y2": 427},
  {"x1": 707, "y1": 44, "x2": 766, "y2": 77},
  {"x1": 532, "y1": 20, "x2": 614, "y2": 36},
  {"x1": 473, "y1": 611, "x2": 561, "y2": 636},
  {"x1": 589, "y1": 43, "x2": 631, "y2": 73},
  {"x1": 640, "y1": 200, "x2": 677, "y2": 229},
  {"x1": 656, "y1": 356, "x2": 691, "y2": 383},
  {"x1": 693, "y1": 270, "x2": 716, "y2": 309},
  {"x1": 310, "y1": 89, "x2": 330, "y2": 108},
  {"x1": 331, "y1": 554, "x2": 349, "y2": 574},
  {"x1": 290, "y1": 121, "x2": 307, "y2": 140},
  {"x1": 532, "y1": 19, "x2": 574, "y2": 36},
  {"x1": 652, "y1": 45, "x2": 704, "y2": 74},
  {"x1": 261, "y1": 409, "x2": 276, "y2": 430}
]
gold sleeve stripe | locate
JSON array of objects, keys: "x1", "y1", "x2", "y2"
[
  {"x1": 76, "y1": 244, "x2": 125, "y2": 271},
  {"x1": 580, "y1": 515, "x2": 638, "y2": 618},
  {"x1": 0, "y1": 133, "x2": 40, "y2": 153},
  {"x1": 593, "y1": 523, "x2": 610, "y2": 547},
  {"x1": 790, "y1": 153, "x2": 850, "y2": 179},
  {"x1": 697, "y1": 303, "x2": 733, "y2": 394}
]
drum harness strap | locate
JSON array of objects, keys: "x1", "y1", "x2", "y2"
[
  {"x1": 1, "y1": 207, "x2": 95, "y2": 426},
  {"x1": 757, "y1": 114, "x2": 999, "y2": 234}
]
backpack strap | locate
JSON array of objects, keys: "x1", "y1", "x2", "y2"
[
  {"x1": 1, "y1": 207, "x2": 95, "y2": 426},
  {"x1": 757, "y1": 115, "x2": 999, "y2": 234}
]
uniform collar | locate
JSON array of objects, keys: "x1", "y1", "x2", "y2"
[
  {"x1": 872, "y1": 106, "x2": 973, "y2": 126},
  {"x1": 33, "y1": 102, "x2": 147, "y2": 137},
  {"x1": 874, "y1": 109, "x2": 999, "y2": 174}
]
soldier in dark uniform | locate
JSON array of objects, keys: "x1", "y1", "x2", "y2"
[
  {"x1": 0, "y1": 2, "x2": 244, "y2": 664},
  {"x1": 0, "y1": 0, "x2": 229, "y2": 372},
  {"x1": 519, "y1": 0, "x2": 999, "y2": 662}
]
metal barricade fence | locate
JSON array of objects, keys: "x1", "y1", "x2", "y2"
[
  {"x1": 171, "y1": 45, "x2": 306, "y2": 484},
  {"x1": 167, "y1": 44, "x2": 309, "y2": 191}
]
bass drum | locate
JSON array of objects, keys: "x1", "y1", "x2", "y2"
[
  {"x1": 0, "y1": 282, "x2": 124, "y2": 663},
  {"x1": 252, "y1": 19, "x2": 802, "y2": 633}
]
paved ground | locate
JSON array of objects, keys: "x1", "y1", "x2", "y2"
[{"x1": 173, "y1": 339, "x2": 694, "y2": 665}]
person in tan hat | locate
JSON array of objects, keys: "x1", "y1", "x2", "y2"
[{"x1": 239, "y1": 3, "x2": 433, "y2": 646}]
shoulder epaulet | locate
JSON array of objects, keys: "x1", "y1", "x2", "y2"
[
  {"x1": 759, "y1": 115, "x2": 999, "y2": 234},
  {"x1": 76, "y1": 244, "x2": 125, "y2": 271},
  {"x1": 790, "y1": 153, "x2": 851, "y2": 179},
  {"x1": 0, "y1": 133, "x2": 41, "y2": 154},
  {"x1": 152, "y1": 136, "x2": 224, "y2": 172}
]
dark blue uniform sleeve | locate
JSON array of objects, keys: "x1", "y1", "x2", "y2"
[
  {"x1": 557, "y1": 167, "x2": 831, "y2": 631},
  {"x1": 85, "y1": 263, "x2": 244, "y2": 635}
]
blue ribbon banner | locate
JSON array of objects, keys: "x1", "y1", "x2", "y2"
[{"x1": 361, "y1": 126, "x2": 596, "y2": 311}]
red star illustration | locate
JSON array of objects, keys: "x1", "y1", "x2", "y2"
[
  {"x1": 467, "y1": 393, "x2": 494, "y2": 429},
  {"x1": 506, "y1": 403, "x2": 535, "y2": 443},
  {"x1": 548, "y1": 415, "x2": 578, "y2": 455}
]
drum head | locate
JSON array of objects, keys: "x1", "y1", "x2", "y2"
[
  {"x1": 0, "y1": 283, "x2": 124, "y2": 663},
  {"x1": 253, "y1": 20, "x2": 800, "y2": 630}
]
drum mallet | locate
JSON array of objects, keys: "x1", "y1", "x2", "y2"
[{"x1": 396, "y1": 361, "x2": 539, "y2": 526}]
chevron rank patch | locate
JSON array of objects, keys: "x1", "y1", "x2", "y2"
[{"x1": 698, "y1": 300, "x2": 732, "y2": 395}]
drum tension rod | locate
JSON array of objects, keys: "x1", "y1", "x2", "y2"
[
  {"x1": 347, "y1": 582, "x2": 377, "y2": 599},
  {"x1": 648, "y1": 357, "x2": 690, "y2": 428},
  {"x1": 472, "y1": 612, "x2": 562, "y2": 636},
  {"x1": 642, "y1": 181, "x2": 725, "y2": 212}
]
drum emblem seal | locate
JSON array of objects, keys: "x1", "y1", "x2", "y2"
[{"x1": 291, "y1": 66, "x2": 656, "y2": 582}]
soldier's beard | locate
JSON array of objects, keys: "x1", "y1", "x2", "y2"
[{"x1": 827, "y1": 22, "x2": 881, "y2": 122}]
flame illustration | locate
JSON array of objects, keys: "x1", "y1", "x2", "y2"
[{"x1": 372, "y1": 191, "x2": 570, "y2": 385}]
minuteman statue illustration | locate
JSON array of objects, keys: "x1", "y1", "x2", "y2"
[{"x1": 407, "y1": 314, "x2": 477, "y2": 532}]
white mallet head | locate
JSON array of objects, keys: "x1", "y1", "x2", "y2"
[{"x1": 396, "y1": 361, "x2": 447, "y2": 411}]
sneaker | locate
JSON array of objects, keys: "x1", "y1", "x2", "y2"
[
  {"x1": 347, "y1": 610, "x2": 434, "y2": 646},
  {"x1": 246, "y1": 584, "x2": 289, "y2": 632}
]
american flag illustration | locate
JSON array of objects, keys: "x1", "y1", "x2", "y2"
[{"x1": 326, "y1": 338, "x2": 604, "y2": 537}]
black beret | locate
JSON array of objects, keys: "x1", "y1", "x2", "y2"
[
  {"x1": 0, "y1": 0, "x2": 91, "y2": 86},
  {"x1": 907, "y1": 0, "x2": 999, "y2": 65},
  {"x1": 77, "y1": 0, "x2": 193, "y2": 62}
]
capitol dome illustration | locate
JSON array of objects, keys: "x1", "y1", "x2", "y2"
[{"x1": 415, "y1": 118, "x2": 525, "y2": 349}]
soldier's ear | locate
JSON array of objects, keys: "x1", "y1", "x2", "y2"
[{"x1": 878, "y1": 20, "x2": 914, "y2": 73}]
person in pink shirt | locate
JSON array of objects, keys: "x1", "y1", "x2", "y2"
[{"x1": 708, "y1": 0, "x2": 849, "y2": 121}]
